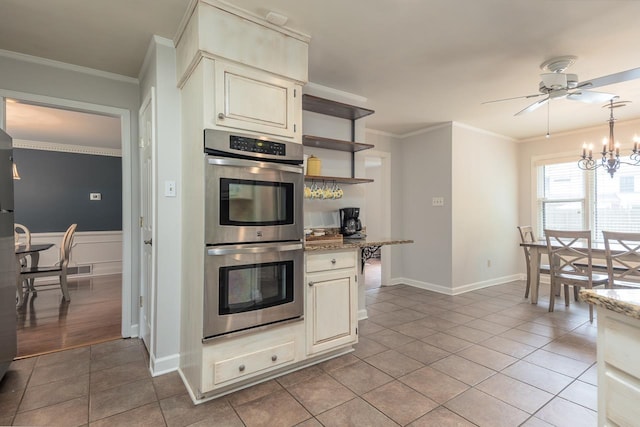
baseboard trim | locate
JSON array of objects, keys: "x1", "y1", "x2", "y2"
[
  {"x1": 150, "y1": 353, "x2": 180, "y2": 376},
  {"x1": 389, "y1": 274, "x2": 522, "y2": 296},
  {"x1": 357, "y1": 309, "x2": 368, "y2": 321}
]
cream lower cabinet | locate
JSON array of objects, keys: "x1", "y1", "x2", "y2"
[
  {"x1": 305, "y1": 250, "x2": 358, "y2": 355},
  {"x1": 211, "y1": 60, "x2": 301, "y2": 139},
  {"x1": 597, "y1": 307, "x2": 640, "y2": 426}
]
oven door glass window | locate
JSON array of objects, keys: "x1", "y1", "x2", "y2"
[
  {"x1": 219, "y1": 261, "x2": 294, "y2": 314},
  {"x1": 220, "y1": 178, "x2": 293, "y2": 226}
]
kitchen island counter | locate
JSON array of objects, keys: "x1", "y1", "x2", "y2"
[
  {"x1": 304, "y1": 237, "x2": 413, "y2": 252},
  {"x1": 579, "y1": 288, "x2": 640, "y2": 320}
]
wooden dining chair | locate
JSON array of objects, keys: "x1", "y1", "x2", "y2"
[
  {"x1": 14, "y1": 223, "x2": 31, "y2": 247},
  {"x1": 517, "y1": 225, "x2": 550, "y2": 298},
  {"x1": 545, "y1": 229, "x2": 608, "y2": 322},
  {"x1": 19, "y1": 224, "x2": 77, "y2": 302},
  {"x1": 603, "y1": 231, "x2": 640, "y2": 289}
]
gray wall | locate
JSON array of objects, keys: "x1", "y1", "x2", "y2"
[{"x1": 13, "y1": 148, "x2": 122, "y2": 232}]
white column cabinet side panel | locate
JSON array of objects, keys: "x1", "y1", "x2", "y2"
[
  {"x1": 306, "y1": 250, "x2": 358, "y2": 355},
  {"x1": 597, "y1": 307, "x2": 640, "y2": 426}
]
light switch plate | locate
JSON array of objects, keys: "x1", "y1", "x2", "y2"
[
  {"x1": 165, "y1": 180, "x2": 176, "y2": 197},
  {"x1": 432, "y1": 197, "x2": 444, "y2": 207}
]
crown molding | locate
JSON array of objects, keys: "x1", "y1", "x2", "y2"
[
  {"x1": 13, "y1": 138, "x2": 122, "y2": 157},
  {"x1": 365, "y1": 128, "x2": 400, "y2": 138},
  {"x1": 452, "y1": 121, "x2": 516, "y2": 141},
  {"x1": 0, "y1": 49, "x2": 138, "y2": 85},
  {"x1": 304, "y1": 82, "x2": 368, "y2": 105}
]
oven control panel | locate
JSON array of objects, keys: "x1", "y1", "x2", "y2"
[{"x1": 230, "y1": 136, "x2": 286, "y2": 156}]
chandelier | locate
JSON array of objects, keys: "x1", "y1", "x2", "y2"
[{"x1": 578, "y1": 97, "x2": 640, "y2": 178}]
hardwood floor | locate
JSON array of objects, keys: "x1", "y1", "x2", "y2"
[{"x1": 15, "y1": 274, "x2": 122, "y2": 358}]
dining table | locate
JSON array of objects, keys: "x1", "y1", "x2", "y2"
[
  {"x1": 520, "y1": 240, "x2": 623, "y2": 305},
  {"x1": 15, "y1": 243, "x2": 54, "y2": 306}
]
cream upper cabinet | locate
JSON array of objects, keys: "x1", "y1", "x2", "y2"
[
  {"x1": 306, "y1": 250, "x2": 358, "y2": 355},
  {"x1": 213, "y1": 61, "x2": 300, "y2": 139}
]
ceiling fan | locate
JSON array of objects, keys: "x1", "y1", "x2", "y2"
[{"x1": 484, "y1": 55, "x2": 640, "y2": 116}]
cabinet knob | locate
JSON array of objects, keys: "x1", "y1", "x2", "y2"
[
  {"x1": 218, "y1": 113, "x2": 225, "y2": 120},
  {"x1": 238, "y1": 364, "x2": 245, "y2": 372},
  {"x1": 308, "y1": 281, "x2": 315, "y2": 287},
  {"x1": 271, "y1": 355, "x2": 278, "y2": 362},
  {"x1": 331, "y1": 258, "x2": 337, "y2": 264}
]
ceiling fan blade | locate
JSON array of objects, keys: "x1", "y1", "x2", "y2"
[
  {"x1": 566, "y1": 90, "x2": 616, "y2": 104},
  {"x1": 482, "y1": 93, "x2": 544, "y2": 104},
  {"x1": 578, "y1": 67, "x2": 640, "y2": 90},
  {"x1": 515, "y1": 97, "x2": 549, "y2": 116}
]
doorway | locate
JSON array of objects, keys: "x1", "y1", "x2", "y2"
[
  {"x1": 3, "y1": 95, "x2": 131, "y2": 357},
  {"x1": 364, "y1": 151, "x2": 391, "y2": 289}
]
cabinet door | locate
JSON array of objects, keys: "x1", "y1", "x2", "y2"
[
  {"x1": 215, "y1": 61, "x2": 300, "y2": 139},
  {"x1": 307, "y1": 270, "x2": 357, "y2": 355}
]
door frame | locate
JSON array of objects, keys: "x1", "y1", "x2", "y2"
[
  {"x1": 138, "y1": 88, "x2": 157, "y2": 353},
  {"x1": 364, "y1": 150, "x2": 392, "y2": 284},
  {"x1": 0, "y1": 89, "x2": 134, "y2": 338}
]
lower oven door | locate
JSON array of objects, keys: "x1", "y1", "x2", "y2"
[{"x1": 204, "y1": 241, "x2": 304, "y2": 340}]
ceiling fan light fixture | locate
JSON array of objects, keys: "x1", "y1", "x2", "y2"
[
  {"x1": 541, "y1": 73, "x2": 567, "y2": 90},
  {"x1": 566, "y1": 73, "x2": 578, "y2": 89}
]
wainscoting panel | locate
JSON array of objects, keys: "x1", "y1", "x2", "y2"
[{"x1": 28, "y1": 230, "x2": 122, "y2": 282}]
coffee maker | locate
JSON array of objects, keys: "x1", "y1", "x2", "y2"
[{"x1": 340, "y1": 207, "x2": 364, "y2": 239}]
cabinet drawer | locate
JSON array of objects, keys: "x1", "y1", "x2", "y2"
[
  {"x1": 306, "y1": 250, "x2": 356, "y2": 273},
  {"x1": 214, "y1": 341, "x2": 295, "y2": 385}
]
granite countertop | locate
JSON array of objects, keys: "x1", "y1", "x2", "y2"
[
  {"x1": 304, "y1": 237, "x2": 413, "y2": 252},
  {"x1": 579, "y1": 289, "x2": 640, "y2": 320}
]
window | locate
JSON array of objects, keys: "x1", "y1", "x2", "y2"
[{"x1": 536, "y1": 160, "x2": 640, "y2": 240}]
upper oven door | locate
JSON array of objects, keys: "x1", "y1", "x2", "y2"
[{"x1": 205, "y1": 156, "x2": 304, "y2": 245}]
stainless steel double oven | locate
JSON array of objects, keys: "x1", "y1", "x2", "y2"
[{"x1": 203, "y1": 130, "x2": 304, "y2": 340}]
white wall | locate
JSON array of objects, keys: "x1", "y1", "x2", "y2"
[
  {"x1": 139, "y1": 37, "x2": 182, "y2": 374},
  {"x1": 451, "y1": 124, "x2": 520, "y2": 291},
  {"x1": 0, "y1": 51, "x2": 140, "y2": 335},
  {"x1": 392, "y1": 124, "x2": 453, "y2": 290}
]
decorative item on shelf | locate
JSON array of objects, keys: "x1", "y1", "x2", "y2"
[
  {"x1": 578, "y1": 97, "x2": 640, "y2": 178},
  {"x1": 304, "y1": 180, "x2": 343, "y2": 200},
  {"x1": 306, "y1": 155, "x2": 321, "y2": 176}
]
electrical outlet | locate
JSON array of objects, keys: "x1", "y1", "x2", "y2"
[
  {"x1": 90, "y1": 193, "x2": 101, "y2": 201},
  {"x1": 432, "y1": 197, "x2": 445, "y2": 206}
]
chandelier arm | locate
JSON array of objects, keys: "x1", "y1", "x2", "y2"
[{"x1": 577, "y1": 98, "x2": 639, "y2": 178}]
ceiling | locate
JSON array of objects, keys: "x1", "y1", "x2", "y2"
[{"x1": 2, "y1": 0, "x2": 640, "y2": 142}]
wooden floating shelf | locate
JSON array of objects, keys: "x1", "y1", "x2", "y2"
[
  {"x1": 305, "y1": 175, "x2": 374, "y2": 184},
  {"x1": 302, "y1": 94, "x2": 374, "y2": 120},
  {"x1": 303, "y1": 135, "x2": 374, "y2": 152}
]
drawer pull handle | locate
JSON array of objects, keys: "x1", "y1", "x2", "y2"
[
  {"x1": 238, "y1": 364, "x2": 245, "y2": 372},
  {"x1": 271, "y1": 355, "x2": 278, "y2": 362},
  {"x1": 218, "y1": 113, "x2": 225, "y2": 120},
  {"x1": 331, "y1": 258, "x2": 337, "y2": 264},
  {"x1": 308, "y1": 281, "x2": 314, "y2": 287}
]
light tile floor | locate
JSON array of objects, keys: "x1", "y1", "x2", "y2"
[{"x1": 0, "y1": 279, "x2": 599, "y2": 426}]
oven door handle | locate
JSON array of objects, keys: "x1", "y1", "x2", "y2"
[
  {"x1": 207, "y1": 157, "x2": 303, "y2": 174},
  {"x1": 207, "y1": 242, "x2": 303, "y2": 256}
]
